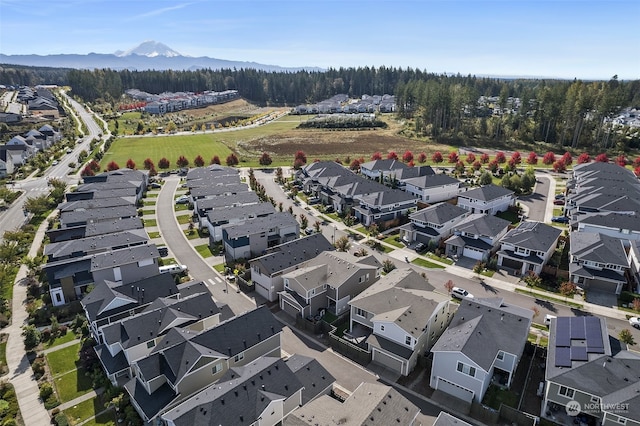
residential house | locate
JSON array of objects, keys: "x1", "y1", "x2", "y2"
[
  {"x1": 399, "y1": 202, "x2": 469, "y2": 247},
  {"x1": 46, "y1": 217, "x2": 143, "y2": 243},
  {"x1": 81, "y1": 274, "x2": 182, "y2": 343},
  {"x1": 351, "y1": 187, "x2": 417, "y2": 227},
  {"x1": 222, "y1": 212, "x2": 299, "y2": 262},
  {"x1": 125, "y1": 306, "x2": 282, "y2": 423},
  {"x1": 82, "y1": 168, "x2": 149, "y2": 193},
  {"x1": 161, "y1": 355, "x2": 334, "y2": 426},
  {"x1": 569, "y1": 232, "x2": 630, "y2": 295},
  {"x1": 284, "y1": 382, "x2": 421, "y2": 426},
  {"x1": 457, "y1": 184, "x2": 515, "y2": 215},
  {"x1": 543, "y1": 316, "x2": 640, "y2": 426},
  {"x1": 359, "y1": 159, "x2": 434, "y2": 184},
  {"x1": 189, "y1": 183, "x2": 248, "y2": 204},
  {"x1": 0, "y1": 155, "x2": 7, "y2": 178},
  {"x1": 444, "y1": 213, "x2": 511, "y2": 261},
  {"x1": 206, "y1": 202, "x2": 275, "y2": 243},
  {"x1": 432, "y1": 412, "x2": 473, "y2": 426},
  {"x1": 65, "y1": 186, "x2": 140, "y2": 203},
  {"x1": 194, "y1": 192, "x2": 260, "y2": 228},
  {"x1": 403, "y1": 174, "x2": 462, "y2": 204},
  {"x1": 348, "y1": 268, "x2": 451, "y2": 376},
  {"x1": 59, "y1": 204, "x2": 139, "y2": 228},
  {"x1": 430, "y1": 297, "x2": 533, "y2": 403},
  {"x1": 497, "y1": 221, "x2": 562, "y2": 276},
  {"x1": 250, "y1": 234, "x2": 335, "y2": 302},
  {"x1": 279, "y1": 251, "x2": 381, "y2": 319},
  {"x1": 630, "y1": 240, "x2": 640, "y2": 293},
  {"x1": 96, "y1": 292, "x2": 220, "y2": 385},
  {"x1": 574, "y1": 211, "x2": 640, "y2": 243}
]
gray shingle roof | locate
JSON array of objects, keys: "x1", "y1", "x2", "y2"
[
  {"x1": 578, "y1": 211, "x2": 640, "y2": 232},
  {"x1": 195, "y1": 191, "x2": 260, "y2": 212},
  {"x1": 570, "y1": 232, "x2": 629, "y2": 266},
  {"x1": 410, "y1": 202, "x2": 468, "y2": 225},
  {"x1": 500, "y1": 221, "x2": 562, "y2": 252},
  {"x1": 66, "y1": 187, "x2": 138, "y2": 201},
  {"x1": 60, "y1": 205, "x2": 138, "y2": 226},
  {"x1": 190, "y1": 182, "x2": 247, "y2": 198},
  {"x1": 90, "y1": 244, "x2": 159, "y2": 271},
  {"x1": 403, "y1": 173, "x2": 460, "y2": 189},
  {"x1": 44, "y1": 229, "x2": 148, "y2": 259},
  {"x1": 222, "y1": 212, "x2": 298, "y2": 239},
  {"x1": 453, "y1": 213, "x2": 511, "y2": 238},
  {"x1": 206, "y1": 202, "x2": 275, "y2": 225},
  {"x1": 459, "y1": 184, "x2": 514, "y2": 202},
  {"x1": 250, "y1": 234, "x2": 335, "y2": 275},
  {"x1": 432, "y1": 298, "x2": 532, "y2": 371},
  {"x1": 58, "y1": 197, "x2": 136, "y2": 212}
]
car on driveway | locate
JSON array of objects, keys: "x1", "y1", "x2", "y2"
[
  {"x1": 544, "y1": 314, "x2": 557, "y2": 326},
  {"x1": 305, "y1": 227, "x2": 315, "y2": 235},
  {"x1": 551, "y1": 216, "x2": 569, "y2": 223},
  {"x1": 414, "y1": 242, "x2": 426, "y2": 253},
  {"x1": 555, "y1": 194, "x2": 565, "y2": 200},
  {"x1": 553, "y1": 199, "x2": 565, "y2": 205},
  {"x1": 175, "y1": 195, "x2": 190, "y2": 204},
  {"x1": 629, "y1": 317, "x2": 640, "y2": 329},
  {"x1": 150, "y1": 182, "x2": 162, "y2": 189}
]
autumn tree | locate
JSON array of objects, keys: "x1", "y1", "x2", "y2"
[
  {"x1": 561, "y1": 151, "x2": 573, "y2": 165},
  {"x1": 595, "y1": 153, "x2": 609, "y2": 163},
  {"x1": 487, "y1": 160, "x2": 499, "y2": 173},
  {"x1": 143, "y1": 158, "x2": 154, "y2": 170},
  {"x1": 382, "y1": 259, "x2": 396, "y2": 273},
  {"x1": 495, "y1": 151, "x2": 506, "y2": 163},
  {"x1": 444, "y1": 279, "x2": 455, "y2": 294},
  {"x1": 259, "y1": 152, "x2": 273, "y2": 166},
  {"x1": 387, "y1": 151, "x2": 398, "y2": 160},
  {"x1": 334, "y1": 236, "x2": 351, "y2": 252},
  {"x1": 194, "y1": 155, "x2": 205, "y2": 167},
  {"x1": 417, "y1": 152, "x2": 427, "y2": 163},
  {"x1": 559, "y1": 281, "x2": 577, "y2": 301},
  {"x1": 371, "y1": 152, "x2": 382, "y2": 160},
  {"x1": 350, "y1": 159, "x2": 361, "y2": 171},
  {"x1": 176, "y1": 155, "x2": 189, "y2": 168},
  {"x1": 107, "y1": 161, "x2": 120, "y2": 171},
  {"x1": 510, "y1": 151, "x2": 521, "y2": 165},
  {"x1": 615, "y1": 154, "x2": 627, "y2": 167},
  {"x1": 577, "y1": 153, "x2": 590, "y2": 164},
  {"x1": 125, "y1": 158, "x2": 135, "y2": 169},
  {"x1": 619, "y1": 329, "x2": 635, "y2": 346},
  {"x1": 465, "y1": 153, "x2": 476, "y2": 164},
  {"x1": 294, "y1": 150, "x2": 307, "y2": 165},
  {"x1": 210, "y1": 156, "x2": 221, "y2": 165},
  {"x1": 432, "y1": 151, "x2": 443, "y2": 163},
  {"x1": 553, "y1": 160, "x2": 567, "y2": 173},
  {"x1": 526, "y1": 151, "x2": 538, "y2": 165},
  {"x1": 402, "y1": 150, "x2": 413, "y2": 163},
  {"x1": 448, "y1": 151, "x2": 459, "y2": 163},
  {"x1": 158, "y1": 157, "x2": 170, "y2": 169},
  {"x1": 542, "y1": 151, "x2": 556, "y2": 165},
  {"x1": 226, "y1": 153, "x2": 239, "y2": 166},
  {"x1": 480, "y1": 153, "x2": 490, "y2": 164}
]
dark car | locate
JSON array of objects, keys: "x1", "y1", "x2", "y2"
[
  {"x1": 551, "y1": 216, "x2": 569, "y2": 223},
  {"x1": 553, "y1": 199, "x2": 565, "y2": 205},
  {"x1": 414, "y1": 242, "x2": 426, "y2": 253},
  {"x1": 554, "y1": 194, "x2": 565, "y2": 200}
]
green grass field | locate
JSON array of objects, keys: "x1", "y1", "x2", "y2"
[
  {"x1": 147, "y1": 231, "x2": 161, "y2": 239},
  {"x1": 195, "y1": 244, "x2": 213, "y2": 258},
  {"x1": 143, "y1": 218, "x2": 157, "y2": 227},
  {"x1": 55, "y1": 368, "x2": 93, "y2": 402},
  {"x1": 100, "y1": 119, "x2": 300, "y2": 169},
  {"x1": 44, "y1": 331, "x2": 78, "y2": 349},
  {"x1": 411, "y1": 258, "x2": 445, "y2": 269},
  {"x1": 177, "y1": 215, "x2": 192, "y2": 225},
  {"x1": 63, "y1": 394, "x2": 109, "y2": 425},
  {"x1": 46, "y1": 343, "x2": 81, "y2": 377}
]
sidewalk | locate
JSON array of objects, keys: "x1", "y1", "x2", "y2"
[{"x1": 6, "y1": 212, "x2": 58, "y2": 426}]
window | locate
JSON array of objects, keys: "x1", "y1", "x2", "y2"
[
  {"x1": 456, "y1": 362, "x2": 476, "y2": 377},
  {"x1": 359, "y1": 275, "x2": 366, "y2": 283},
  {"x1": 212, "y1": 364, "x2": 222, "y2": 375},
  {"x1": 146, "y1": 340, "x2": 155, "y2": 349},
  {"x1": 497, "y1": 352, "x2": 504, "y2": 361},
  {"x1": 355, "y1": 308, "x2": 366, "y2": 317},
  {"x1": 55, "y1": 293, "x2": 62, "y2": 303},
  {"x1": 284, "y1": 279, "x2": 289, "y2": 289},
  {"x1": 138, "y1": 258, "x2": 154, "y2": 267},
  {"x1": 405, "y1": 336, "x2": 412, "y2": 345},
  {"x1": 380, "y1": 325, "x2": 385, "y2": 332},
  {"x1": 590, "y1": 396, "x2": 599, "y2": 403},
  {"x1": 234, "y1": 353, "x2": 244, "y2": 363},
  {"x1": 558, "y1": 386, "x2": 574, "y2": 399}
]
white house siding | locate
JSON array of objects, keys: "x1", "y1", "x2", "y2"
[
  {"x1": 434, "y1": 377, "x2": 474, "y2": 403},
  {"x1": 458, "y1": 195, "x2": 513, "y2": 215},
  {"x1": 405, "y1": 183, "x2": 460, "y2": 204},
  {"x1": 371, "y1": 347, "x2": 406, "y2": 374},
  {"x1": 430, "y1": 352, "x2": 488, "y2": 403},
  {"x1": 258, "y1": 399, "x2": 285, "y2": 426}
]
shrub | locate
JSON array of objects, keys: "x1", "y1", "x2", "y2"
[
  {"x1": 38, "y1": 382, "x2": 53, "y2": 401},
  {"x1": 54, "y1": 413, "x2": 68, "y2": 426}
]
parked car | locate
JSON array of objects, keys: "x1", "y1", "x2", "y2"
[
  {"x1": 226, "y1": 274, "x2": 236, "y2": 282},
  {"x1": 158, "y1": 247, "x2": 169, "y2": 257},
  {"x1": 324, "y1": 205, "x2": 334, "y2": 213},
  {"x1": 307, "y1": 197, "x2": 320, "y2": 205},
  {"x1": 414, "y1": 242, "x2": 426, "y2": 253},
  {"x1": 451, "y1": 287, "x2": 474, "y2": 300},
  {"x1": 553, "y1": 199, "x2": 565, "y2": 205},
  {"x1": 175, "y1": 195, "x2": 189, "y2": 204},
  {"x1": 150, "y1": 182, "x2": 162, "y2": 189},
  {"x1": 305, "y1": 227, "x2": 315, "y2": 235},
  {"x1": 551, "y1": 216, "x2": 569, "y2": 223},
  {"x1": 629, "y1": 317, "x2": 640, "y2": 329},
  {"x1": 52, "y1": 160, "x2": 59, "y2": 166},
  {"x1": 555, "y1": 194, "x2": 565, "y2": 200}
]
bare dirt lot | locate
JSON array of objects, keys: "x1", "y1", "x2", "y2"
[{"x1": 184, "y1": 99, "x2": 287, "y2": 119}]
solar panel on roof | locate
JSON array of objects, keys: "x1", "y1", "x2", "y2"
[
  {"x1": 585, "y1": 318, "x2": 604, "y2": 348},
  {"x1": 570, "y1": 317, "x2": 586, "y2": 340},
  {"x1": 555, "y1": 347, "x2": 572, "y2": 367},
  {"x1": 571, "y1": 346, "x2": 588, "y2": 361},
  {"x1": 556, "y1": 318, "x2": 571, "y2": 347}
]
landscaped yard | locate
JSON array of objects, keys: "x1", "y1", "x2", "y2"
[
  {"x1": 83, "y1": 410, "x2": 116, "y2": 426},
  {"x1": 496, "y1": 209, "x2": 520, "y2": 224},
  {"x1": 195, "y1": 244, "x2": 213, "y2": 258},
  {"x1": 177, "y1": 215, "x2": 192, "y2": 225},
  {"x1": 54, "y1": 368, "x2": 94, "y2": 403},
  {"x1": 44, "y1": 331, "x2": 78, "y2": 349},
  {"x1": 142, "y1": 209, "x2": 155, "y2": 215},
  {"x1": 146, "y1": 192, "x2": 158, "y2": 198},
  {"x1": 147, "y1": 231, "x2": 161, "y2": 239},
  {"x1": 411, "y1": 257, "x2": 445, "y2": 269},
  {"x1": 63, "y1": 394, "x2": 110, "y2": 425},
  {"x1": 174, "y1": 203, "x2": 189, "y2": 211},
  {"x1": 143, "y1": 218, "x2": 157, "y2": 227},
  {"x1": 482, "y1": 384, "x2": 518, "y2": 410},
  {"x1": 382, "y1": 233, "x2": 404, "y2": 248},
  {"x1": 142, "y1": 200, "x2": 155, "y2": 206},
  {"x1": 0, "y1": 335, "x2": 6, "y2": 376},
  {"x1": 46, "y1": 343, "x2": 81, "y2": 376},
  {"x1": 213, "y1": 263, "x2": 226, "y2": 273}
]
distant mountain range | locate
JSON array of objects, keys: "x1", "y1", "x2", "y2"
[{"x1": 0, "y1": 40, "x2": 323, "y2": 72}]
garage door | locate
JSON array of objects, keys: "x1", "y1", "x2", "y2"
[
  {"x1": 372, "y1": 348, "x2": 405, "y2": 375},
  {"x1": 254, "y1": 281, "x2": 270, "y2": 301},
  {"x1": 501, "y1": 257, "x2": 523, "y2": 271},
  {"x1": 281, "y1": 298, "x2": 301, "y2": 318},
  {"x1": 436, "y1": 377, "x2": 474, "y2": 403},
  {"x1": 586, "y1": 279, "x2": 616, "y2": 293},
  {"x1": 463, "y1": 247, "x2": 484, "y2": 260}
]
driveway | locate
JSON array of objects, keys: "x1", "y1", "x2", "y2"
[{"x1": 519, "y1": 174, "x2": 553, "y2": 222}]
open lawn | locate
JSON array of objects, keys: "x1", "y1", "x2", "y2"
[
  {"x1": 382, "y1": 233, "x2": 404, "y2": 248},
  {"x1": 143, "y1": 218, "x2": 157, "y2": 227},
  {"x1": 411, "y1": 257, "x2": 445, "y2": 269},
  {"x1": 46, "y1": 343, "x2": 81, "y2": 377},
  {"x1": 195, "y1": 244, "x2": 213, "y2": 258},
  {"x1": 55, "y1": 368, "x2": 94, "y2": 403},
  {"x1": 142, "y1": 209, "x2": 155, "y2": 215},
  {"x1": 83, "y1": 410, "x2": 116, "y2": 426},
  {"x1": 63, "y1": 394, "x2": 109, "y2": 425},
  {"x1": 177, "y1": 214, "x2": 192, "y2": 225},
  {"x1": 147, "y1": 231, "x2": 161, "y2": 239},
  {"x1": 44, "y1": 331, "x2": 78, "y2": 349}
]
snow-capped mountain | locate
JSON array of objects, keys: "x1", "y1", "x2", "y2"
[{"x1": 117, "y1": 41, "x2": 182, "y2": 58}]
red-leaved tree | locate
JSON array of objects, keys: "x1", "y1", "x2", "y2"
[
  {"x1": 595, "y1": 153, "x2": 609, "y2": 163},
  {"x1": 226, "y1": 153, "x2": 239, "y2": 166},
  {"x1": 542, "y1": 151, "x2": 556, "y2": 165},
  {"x1": 553, "y1": 160, "x2": 567, "y2": 173},
  {"x1": 615, "y1": 154, "x2": 627, "y2": 167},
  {"x1": 561, "y1": 152, "x2": 573, "y2": 165},
  {"x1": 432, "y1": 151, "x2": 443, "y2": 163},
  {"x1": 176, "y1": 156, "x2": 189, "y2": 168},
  {"x1": 158, "y1": 157, "x2": 170, "y2": 169},
  {"x1": 466, "y1": 153, "x2": 476, "y2": 164},
  {"x1": 143, "y1": 158, "x2": 154, "y2": 170},
  {"x1": 527, "y1": 152, "x2": 538, "y2": 165},
  {"x1": 387, "y1": 151, "x2": 398, "y2": 160},
  {"x1": 107, "y1": 161, "x2": 120, "y2": 171},
  {"x1": 126, "y1": 158, "x2": 136, "y2": 169},
  {"x1": 259, "y1": 152, "x2": 273, "y2": 166},
  {"x1": 194, "y1": 155, "x2": 205, "y2": 167},
  {"x1": 577, "y1": 153, "x2": 590, "y2": 164},
  {"x1": 402, "y1": 150, "x2": 413, "y2": 163},
  {"x1": 294, "y1": 150, "x2": 307, "y2": 165},
  {"x1": 417, "y1": 152, "x2": 427, "y2": 163},
  {"x1": 495, "y1": 151, "x2": 506, "y2": 164},
  {"x1": 510, "y1": 151, "x2": 521, "y2": 165},
  {"x1": 448, "y1": 151, "x2": 459, "y2": 163},
  {"x1": 371, "y1": 152, "x2": 382, "y2": 160},
  {"x1": 210, "y1": 156, "x2": 221, "y2": 165},
  {"x1": 480, "y1": 153, "x2": 490, "y2": 164},
  {"x1": 350, "y1": 159, "x2": 361, "y2": 171}
]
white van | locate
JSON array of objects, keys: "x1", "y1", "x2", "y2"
[{"x1": 159, "y1": 264, "x2": 188, "y2": 275}]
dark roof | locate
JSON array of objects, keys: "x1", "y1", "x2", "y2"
[
  {"x1": 66, "y1": 187, "x2": 138, "y2": 201},
  {"x1": 570, "y1": 232, "x2": 629, "y2": 266},
  {"x1": 186, "y1": 165, "x2": 238, "y2": 180},
  {"x1": 250, "y1": 234, "x2": 335, "y2": 275},
  {"x1": 190, "y1": 182, "x2": 247, "y2": 198},
  {"x1": 90, "y1": 244, "x2": 159, "y2": 271},
  {"x1": 58, "y1": 197, "x2": 136, "y2": 212},
  {"x1": 195, "y1": 192, "x2": 260, "y2": 211},
  {"x1": 453, "y1": 213, "x2": 511, "y2": 238},
  {"x1": 433, "y1": 412, "x2": 473, "y2": 426},
  {"x1": 222, "y1": 212, "x2": 298, "y2": 239},
  {"x1": 499, "y1": 221, "x2": 561, "y2": 252},
  {"x1": 60, "y1": 205, "x2": 138, "y2": 226},
  {"x1": 125, "y1": 379, "x2": 177, "y2": 421},
  {"x1": 95, "y1": 344, "x2": 129, "y2": 375},
  {"x1": 206, "y1": 202, "x2": 275, "y2": 225},
  {"x1": 285, "y1": 354, "x2": 335, "y2": 404},
  {"x1": 44, "y1": 229, "x2": 148, "y2": 259},
  {"x1": 81, "y1": 273, "x2": 178, "y2": 323},
  {"x1": 410, "y1": 202, "x2": 468, "y2": 225},
  {"x1": 403, "y1": 173, "x2": 461, "y2": 189},
  {"x1": 360, "y1": 159, "x2": 408, "y2": 173},
  {"x1": 578, "y1": 211, "x2": 640, "y2": 232},
  {"x1": 432, "y1": 298, "x2": 533, "y2": 371},
  {"x1": 459, "y1": 184, "x2": 514, "y2": 202}
]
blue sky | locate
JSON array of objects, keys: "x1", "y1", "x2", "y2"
[{"x1": 1, "y1": 0, "x2": 638, "y2": 80}]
